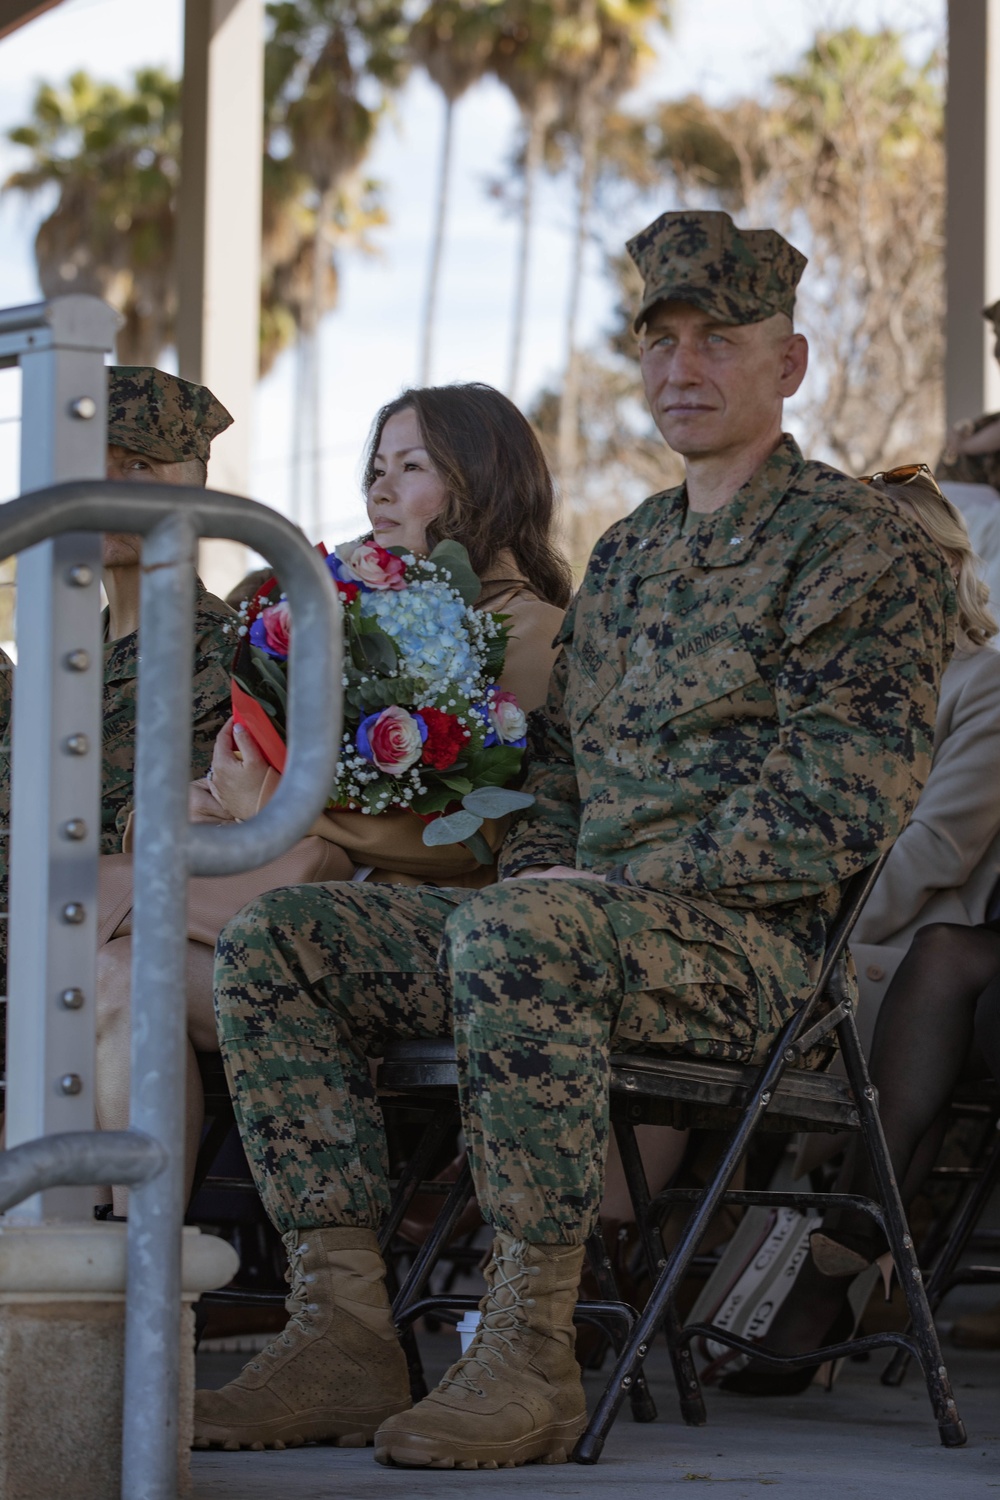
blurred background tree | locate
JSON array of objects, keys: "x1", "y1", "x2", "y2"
[
  {"x1": 0, "y1": 11, "x2": 944, "y2": 582},
  {"x1": 410, "y1": 0, "x2": 501, "y2": 383},
  {"x1": 530, "y1": 25, "x2": 945, "y2": 570},
  {"x1": 4, "y1": 67, "x2": 181, "y2": 364}
]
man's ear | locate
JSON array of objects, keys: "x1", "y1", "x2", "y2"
[{"x1": 779, "y1": 332, "x2": 809, "y2": 398}]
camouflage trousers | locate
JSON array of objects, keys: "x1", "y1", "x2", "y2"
[{"x1": 214, "y1": 877, "x2": 768, "y2": 1245}]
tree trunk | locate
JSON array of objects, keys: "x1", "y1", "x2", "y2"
[
  {"x1": 308, "y1": 189, "x2": 331, "y2": 539},
  {"x1": 506, "y1": 102, "x2": 547, "y2": 402},
  {"x1": 557, "y1": 84, "x2": 599, "y2": 506},
  {"x1": 420, "y1": 93, "x2": 455, "y2": 386}
]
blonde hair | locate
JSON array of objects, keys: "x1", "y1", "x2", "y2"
[{"x1": 874, "y1": 472, "x2": 998, "y2": 646}]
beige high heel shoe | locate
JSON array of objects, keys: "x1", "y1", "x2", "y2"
[{"x1": 809, "y1": 1231, "x2": 895, "y2": 1300}]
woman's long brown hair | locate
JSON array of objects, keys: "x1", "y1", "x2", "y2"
[{"x1": 362, "y1": 383, "x2": 572, "y2": 609}]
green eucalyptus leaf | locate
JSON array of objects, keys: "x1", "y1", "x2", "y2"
[
  {"x1": 427, "y1": 539, "x2": 480, "y2": 606},
  {"x1": 421, "y1": 809, "x2": 484, "y2": 846},
  {"x1": 462, "y1": 830, "x2": 495, "y2": 866},
  {"x1": 462, "y1": 787, "x2": 535, "y2": 818}
]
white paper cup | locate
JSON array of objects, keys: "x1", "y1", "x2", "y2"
[{"x1": 456, "y1": 1310, "x2": 481, "y2": 1354}]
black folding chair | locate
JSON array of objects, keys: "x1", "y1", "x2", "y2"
[{"x1": 576, "y1": 858, "x2": 968, "y2": 1461}]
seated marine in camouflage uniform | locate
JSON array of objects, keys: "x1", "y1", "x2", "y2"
[
  {"x1": 101, "y1": 365, "x2": 236, "y2": 849},
  {"x1": 194, "y1": 211, "x2": 956, "y2": 1467},
  {"x1": 937, "y1": 299, "x2": 1000, "y2": 492}
]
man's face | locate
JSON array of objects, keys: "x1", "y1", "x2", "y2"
[
  {"x1": 638, "y1": 301, "x2": 808, "y2": 460},
  {"x1": 103, "y1": 443, "x2": 203, "y2": 568}
]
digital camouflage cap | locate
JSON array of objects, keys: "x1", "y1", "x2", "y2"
[
  {"x1": 626, "y1": 209, "x2": 807, "y2": 332},
  {"x1": 107, "y1": 367, "x2": 233, "y2": 465},
  {"x1": 984, "y1": 300, "x2": 1000, "y2": 332}
]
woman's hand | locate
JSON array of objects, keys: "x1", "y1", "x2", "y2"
[
  {"x1": 189, "y1": 776, "x2": 234, "y2": 824},
  {"x1": 208, "y1": 716, "x2": 271, "y2": 822}
]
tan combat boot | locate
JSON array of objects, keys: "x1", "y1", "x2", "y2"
[
  {"x1": 374, "y1": 1232, "x2": 586, "y2": 1470},
  {"x1": 193, "y1": 1226, "x2": 411, "y2": 1450}
]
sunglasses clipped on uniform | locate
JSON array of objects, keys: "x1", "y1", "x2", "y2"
[{"x1": 858, "y1": 462, "x2": 934, "y2": 488}]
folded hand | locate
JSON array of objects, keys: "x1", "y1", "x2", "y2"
[{"x1": 206, "y1": 716, "x2": 271, "y2": 822}]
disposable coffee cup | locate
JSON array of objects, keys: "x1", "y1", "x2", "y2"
[{"x1": 456, "y1": 1310, "x2": 481, "y2": 1354}]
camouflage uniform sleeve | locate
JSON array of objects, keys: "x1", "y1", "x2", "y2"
[
  {"x1": 113, "y1": 601, "x2": 235, "y2": 845},
  {"x1": 188, "y1": 605, "x2": 237, "y2": 780},
  {"x1": 497, "y1": 646, "x2": 581, "y2": 878},
  {"x1": 618, "y1": 526, "x2": 955, "y2": 905}
]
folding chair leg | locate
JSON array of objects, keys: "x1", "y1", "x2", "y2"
[
  {"x1": 612, "y1": 1119, "x2": 704, "y2": 1425},
  {"x1": 883, "y1": 1119, "x2": 1000, "y2": 1388},
  {"x1": 838, "y1": 1015, "x2": 967, "y2": 1447},
  {"x1": 377, "y1": 1100, "x2": 461, "y2": 1254},
  {"x1": 584, "y1": 1229, "x2": 657, "y2": 1424},
  {"x1": 392, "y1": 1156, "x2": 476, "y2": 1321},
  {"x1": 576, "y1": 1038, "x2": 792, "y2": 1465}
]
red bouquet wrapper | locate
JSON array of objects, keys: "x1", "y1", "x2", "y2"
[{"x1": 231, "y1": 679, "x2": 287, "y2": 774}]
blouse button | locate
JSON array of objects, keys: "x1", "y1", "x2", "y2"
[{"x1": 866, "y1": 964, "x2": 885, "y2": 982}]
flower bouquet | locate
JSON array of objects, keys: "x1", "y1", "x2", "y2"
[{"x1": 229, "y1": 538, "x2": 533, "y2": 863}]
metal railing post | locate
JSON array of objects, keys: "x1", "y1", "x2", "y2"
[
  {"x1": 119, "y1": 512, "x2": 198, "y2": 1499},
  {"x1": 2, "y1": 297, "x2": 118, "y2": 1220},
  {"x1": 0, "y1": 467, "x2": 341, "y2": 1499}
]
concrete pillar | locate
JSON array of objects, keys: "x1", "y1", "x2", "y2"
[
  {"x1": 0, "y1": 1224, "x2": 238, "y2": 1500},
  {"x1": 177, "y1": 0, "x2": 264, "y2": 599},
  {"x1": 945, "y1": 0, "x2": 1000, "y2": 426}
]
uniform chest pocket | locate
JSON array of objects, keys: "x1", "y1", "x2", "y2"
[{"x1": 648, "y1": 638, "x2": 772, "y2": 736}]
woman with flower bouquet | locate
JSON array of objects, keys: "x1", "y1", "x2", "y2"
[{"x1": 96, "y1": 383, "x2": 570, "y2": 1214}]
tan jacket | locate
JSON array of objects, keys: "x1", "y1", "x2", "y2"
[
  {"x1": 258, "y1": 558, "x2": 565, "y2": 888},
  {"x1": 850, "y1": 636, "x2": 1000, "y2": 1049}
]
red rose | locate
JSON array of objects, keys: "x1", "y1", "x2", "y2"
[
  {"x1": 420, "y1": 706, "x2": 466, "y2": 770},
  {"x1": 336, "y1": 580, "x2": 360, "y2": 605}
]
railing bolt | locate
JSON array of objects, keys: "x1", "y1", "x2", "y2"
[
  {"x1": 59, "y1": 988, "x2": 85, "y2": 1009},
  {"x1": 784, "y1": 1048, "x2": 796, "y2": 1061},
  {"x1": 61, "y1": 902, "x2": 86, "y2": 924},
  {"x1": 59, "y1": 1073, "x2": 82, "y2": 1095},
  {"x1": 760, "y1": 1091, "x2": 772, "y2": 1105},
  {"x1": 902, "y1": 1235, "x2": 913, "y2": 1249},
  {"x1": 621, "y1": 1376, "x2": 633, "y2": 1388},
  {"x1": 911, "y1": 1267, "x2": 922, "y2": 1282},
  {"x1": 64, "y1": 649, "x2": 90, "y2": 672},
  {"x1": 62, "y1": 818, "x2": 87, "y2": 841},
  {"x1": 938, "y1": 1366, "x2": 947, "y2": 1378},
  {"x1": 66, "y1": 563, "x2": 94, "y2": 587},
  {"x1": 68, "y1": 396, "x2": 97, "y2": 420},
  {"x1": 863, "y1": 1086, "x2": 875, "y2": 1100},
  {"x1": 64, "y1": 732, "x2": 90, "y2": 755},
  {"x1": 637, "y1": 1343, "x2": 648, "y2": 1356}
]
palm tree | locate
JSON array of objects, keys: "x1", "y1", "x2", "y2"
[
  {"x1": 4, "y1": 67, "x2": 181, "y2": 365},
  {"x1": 263, "y1": 0, "x2": 409, "y2": 528},
  {"x1": 550, "y1": 0, "x2": 672, "y2": 504},
  {"x1": 489, "y1": 0, "x2": 564, "y2": 400},
  {"x1": 410, "y1": 0, "x2": 502, "y2": 384}
]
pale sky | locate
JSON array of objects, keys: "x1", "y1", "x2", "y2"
[{"x1": 0, "y1": 0, "x2": 944, "y2": 547}]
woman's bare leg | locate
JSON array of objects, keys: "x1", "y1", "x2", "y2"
[
  {"x1": 600, "y1": 1125, "x2": 689, "y2": 1222},
  {"x1": 96, "y1": 935, "x2": 218, "y2": 1215}
]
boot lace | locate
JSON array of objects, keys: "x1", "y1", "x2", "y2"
[
  {"x1": 247, "y1": 1238, "x2": 315, "y2": 1371},
  {"x1": 440, "y1": 1241, "x2": 540, "y2": 1397}
]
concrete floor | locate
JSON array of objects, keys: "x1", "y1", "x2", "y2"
[{"x1": 191, "y1": 1320, "x2": 1000, "y2": 1499}]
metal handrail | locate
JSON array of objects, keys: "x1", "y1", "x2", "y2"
[{"x1": 0, "y1": 478, "x2": 341, "y2": 1500}]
